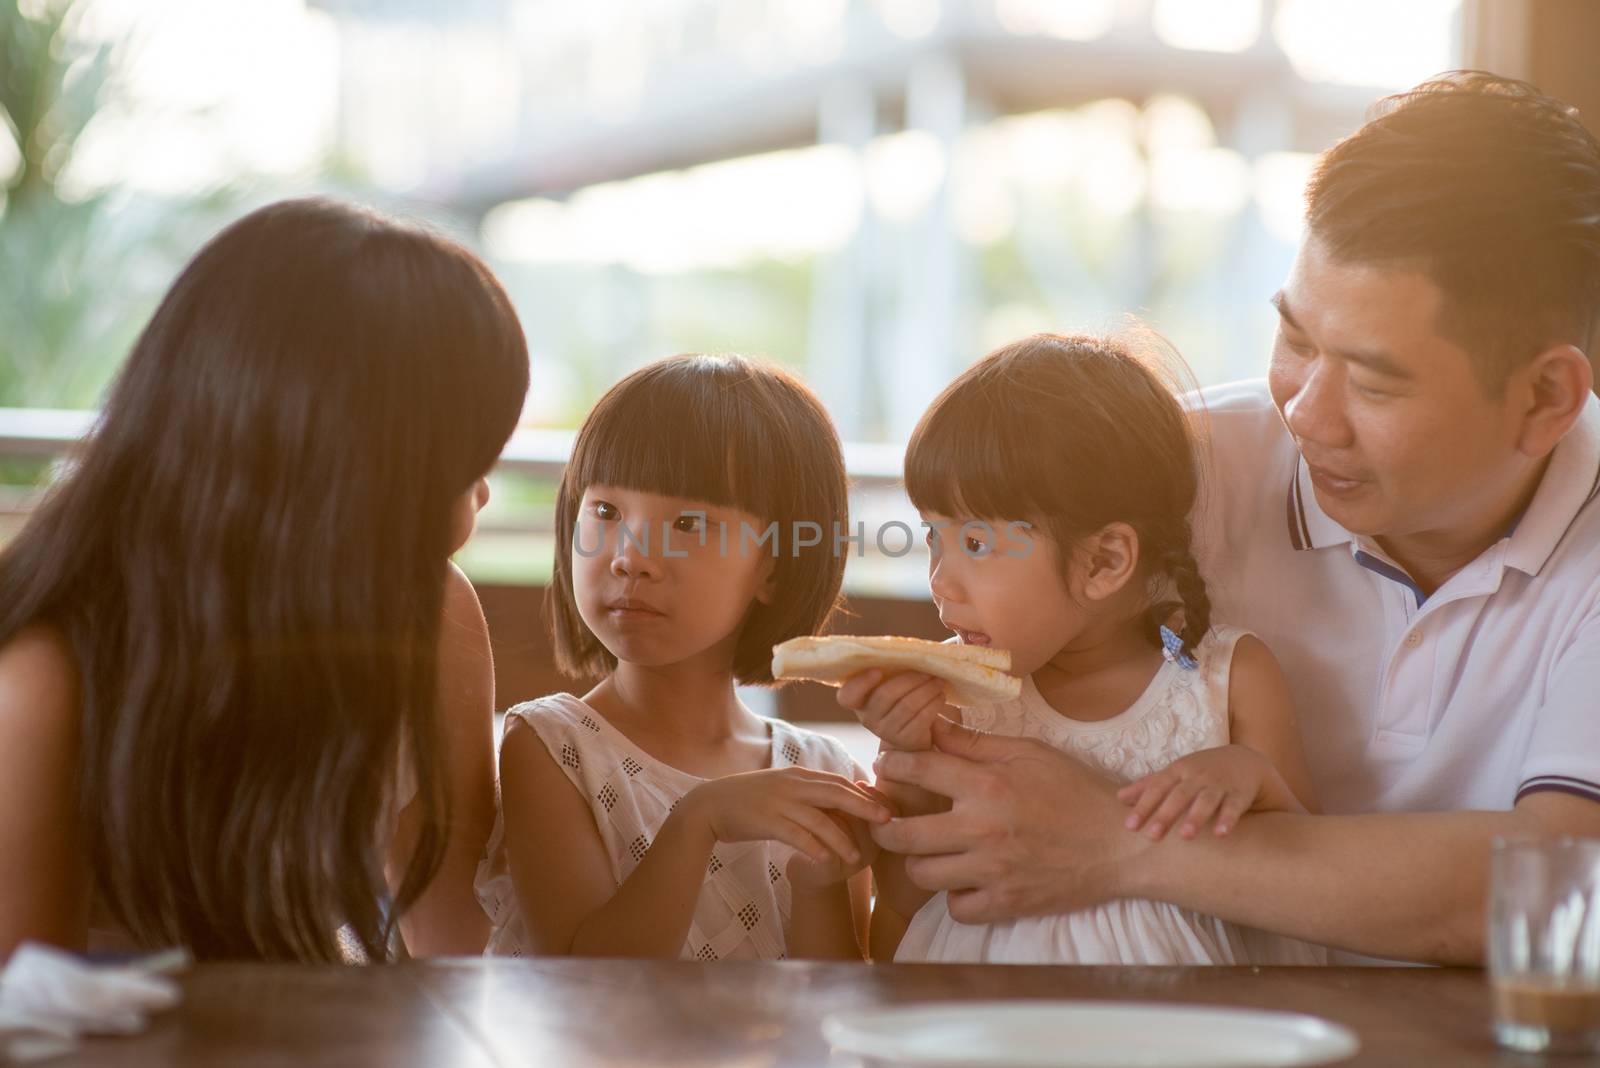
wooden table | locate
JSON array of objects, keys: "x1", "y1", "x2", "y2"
[{"x1": 55, "y1": 961, "x2": 1525, "y2": 1067}]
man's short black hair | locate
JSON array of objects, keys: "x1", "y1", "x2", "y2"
[{"x1": 1307, "y1": 71, "x2": 1600, "y2": 390}]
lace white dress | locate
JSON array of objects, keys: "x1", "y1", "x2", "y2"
[
  {"x1": 475, "y1": 693, "x2": 864, "y2": 961},
  {"x1": 896, "y1": 625, "x2": 1325, "y2": 965}
]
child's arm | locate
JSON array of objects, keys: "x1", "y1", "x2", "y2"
[
  {"x1": 784, "y1": 778, "x2": 881, "y2": 959},
  {"x1": 391, "y1": 564, "x2": 496, "y2": 956},
  {"x1": 777, "y1": 794, "x2": 922, "y2": 962},
  {"x1": 834, "y1": 669, "x2": 958, "y2": 957},
  {"x1": 786, "y1": 866, "x2": 873, "y2": 960},
  {"x1": 1118, "y1": 635, "x2": 1320, "y2": 840},
  {"x1": 868, "y1": 858, "x2": 928, "y2": 961},
  {"x1": 836, "y1": 669, "x2": 958, "y2": 817},
  {"x1": 1228, "y1": 634, "x2": 1320, "y2": 813},
  {"x1": 500, "y1": 729, "x2": 889, "y2": 958}
]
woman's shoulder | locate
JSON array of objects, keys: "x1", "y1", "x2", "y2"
[
  {"x1": 0, "y1": 622, "x2": 87, "y2": 957},
  {"x1": 435, "y1": 562, "x2": 494, "y2": 718},
  {"x1": 442, "y1": 560, "x2": 480, "y2": 613},
  {"x1": 0, "y1": 622, "x2": 80, "y2": 728}
]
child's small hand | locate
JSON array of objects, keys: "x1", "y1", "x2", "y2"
[
  {"x1": 684, "y1": 767, "x2": 891, "y2": 869},
  {"x1": 1116, "y1": 745, "x2": 1277, "y2": 840},
  {"x1": 835, "y1": 668, "x2": 957, "y2": 751},
  {"x1": 786, "y1": 782, "x2": 892, "y2": 889},
  {"x1": 869, "y1": 752, "x2": 950, "y2": 820}
]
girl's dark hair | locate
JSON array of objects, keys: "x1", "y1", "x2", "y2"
[
  {"x1": 905, "y1": 332, "x2": 1210, "y2": 662},
  {"x1": 1307, "y1": 71, "x2": 1600, "y2": 390},
  {"x1": 548, "y1": 354, "x2": 847, "y2": 684},
  {"x1": 0, "y1": 198, "x2": 529, "y2": 961}
]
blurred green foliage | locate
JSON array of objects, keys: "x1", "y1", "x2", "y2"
[{"x1": 0, "y1": 0, "x2": 232, "y2": 411}]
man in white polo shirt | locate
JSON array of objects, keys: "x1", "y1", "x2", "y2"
[{"x1": 866, "y1": 72, "x2": 1600, "y2": 964}]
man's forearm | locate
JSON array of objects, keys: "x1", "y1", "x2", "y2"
[{"x1": 1125, "y1": 809, "x2": 1515, "y2": 964}]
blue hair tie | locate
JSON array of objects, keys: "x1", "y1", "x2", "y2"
[{"x1": 1160, "y1": 625, "x2": 1199, "y2": 670}]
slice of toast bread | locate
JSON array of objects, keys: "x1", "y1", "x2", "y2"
[{"x1": 771, "y1": 635, "x2": 1021, "y2": 707}]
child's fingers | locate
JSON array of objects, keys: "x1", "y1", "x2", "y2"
[
  {"x1": 774, "y1": 822, "x2": 833, "y2": 865},
  {"x1": 858, "y1": 671, "x2": 937, "y2": 722},
  {"x1": 838, "y1": 811, "x2": 879, "y2": 861},
  {"x1": 855, "y1": 781, "x2": 897, "y2": 813},
  {"x1": 1123, "y1": 776, "x2": 1174, "y2": 829},
  {"x1": 875, "y1": 701, "x2": 923, "y2": 744},
  {"x1": 877, "y1": 682, "x2": 944, "y2": 744},
  {"x1": 1145, "y1": 782, "x2": 1201, "y2": 839},
  {"x1": 856, "y1": 780, "x2": 888, "y2": 802},
  {"x1": 836, "y1": 669, "x2": 884, "y2": 711},
  {"x1": 783, "y1": 766, "x2": 887, "y2": 802},
  {"x1": 864, "y1": 681, "x2": 947, "y2": 748},
  {"x1": 892, "y1": 676, "x2": 947, "y2": 721},
  {"x1": 1178, "y1": 787, "x2": 1224, "y2": 839},
  {"x1": 909, "y1": 674, "x2": 949, "y2": 710},
  {"x1": 785, "y1": 807, "x2": 860, "y2": 865},
  {"x1": 785, "y1": 850, "x2": 840, "y2": 887},
  {"x1": 798, "y1": 780, "x2": 892, "y2": 823},
  {"x1": 1213, "y1": 792, "x2": 1253, "y2": 836}
]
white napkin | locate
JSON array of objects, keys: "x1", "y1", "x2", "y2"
[{"x1": 0, "y1": 942, "x2": 187, "y2": 1062}]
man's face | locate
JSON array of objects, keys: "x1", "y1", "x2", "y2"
[{"x1": 1267, "y1": 236, "x2": 1528, "y2": 543}]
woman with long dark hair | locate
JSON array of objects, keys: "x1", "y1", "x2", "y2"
[{"x1": 0, "y1": 198, "x2": 529, "y2": 962}]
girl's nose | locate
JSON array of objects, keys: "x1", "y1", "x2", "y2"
[
  {"x1": 928, "y1": 556, "x2": 964, "y2": 604},
  {"x1": 609, "y1": 527, "x2": 662, "y2": 580}
]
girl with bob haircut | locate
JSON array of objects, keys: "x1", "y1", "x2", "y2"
[
  {"x1": 476, "y1": 354, "x2": 888, "y2": 961},
  {"x1": 0, "y1": 197, "x2": 529, "y2": 962}
]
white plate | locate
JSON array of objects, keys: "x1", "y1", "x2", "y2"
[{"x1": 822, "y1": 1000, "x2": 1360, "y2": 1068}]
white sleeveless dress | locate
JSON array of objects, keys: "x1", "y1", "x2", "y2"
[
  {"x1": 896, "y1": 626, "x2": 1326, "y2": 965},
  {"x1": 474, "y1": 693, "x2": 864, "y2": 960}
]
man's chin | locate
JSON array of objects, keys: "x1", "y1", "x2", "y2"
[{"x1": 1311, "y1": 486, "x2": 1390, "y2": 539}]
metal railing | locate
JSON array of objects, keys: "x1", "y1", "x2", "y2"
[
  {"x1": 0, "y1": 408, "x2": 908, "y2": 489},
  {"x1": 0, "y1": 407, "x2": 933, "y2": 602}
]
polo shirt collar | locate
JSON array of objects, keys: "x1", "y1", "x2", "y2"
[
  {"x1": 1285, "y1": 457, "x2": 1354, "y2": 551},
  {"x1": 1283, "y1": 395, "x2": 1600, "y2": 579},
  {"x1": 1503, "y1": 393, "x2": 1600, "y2": 577}
]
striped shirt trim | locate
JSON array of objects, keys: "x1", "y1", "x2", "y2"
[
  {"x1": 1517, "y1": 775, "x2": 1600, "y2": 805},
  {"x1": 1353, "y1": 549, "x2": 1426, "y2": 608},
  {"x1": 1286, "y1": 461, "x2": 1310, "y2": 551}
]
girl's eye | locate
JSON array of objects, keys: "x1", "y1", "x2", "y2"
[
  {"x1": 673, "y1": 514, "x2": 702, "y2": 534},
  {"x1": 593, "y1": 501, "x2": 619, "y2": 521},
  {"x1": 965, "y1": 536, "x2": 990, "y2": 556}
]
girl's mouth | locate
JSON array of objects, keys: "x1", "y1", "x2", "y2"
[{"x1": 952, "y1": 626, "x2": 992, "y2": 646}]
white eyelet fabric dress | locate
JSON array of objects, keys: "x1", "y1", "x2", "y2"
[
  {"x1": 896, "y1": 625, "x2": 1327, "y2": 966},
  {"x1": 475, "y1": 694, "x2": 863, "y2": 961}
]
